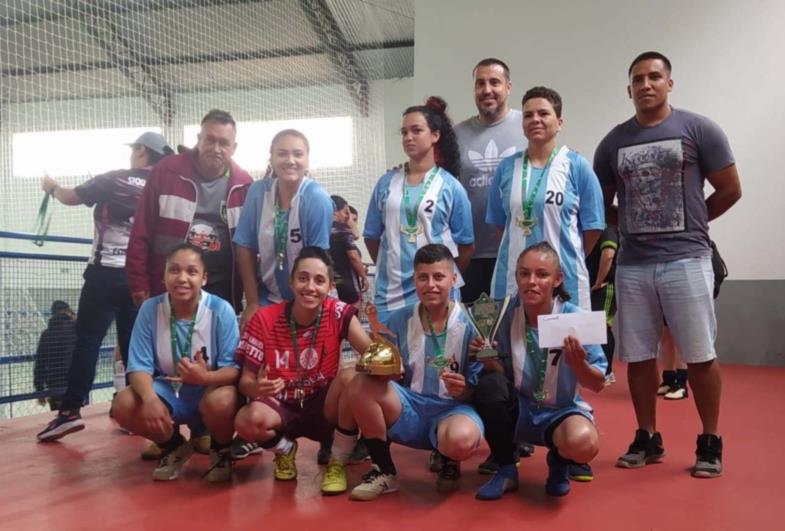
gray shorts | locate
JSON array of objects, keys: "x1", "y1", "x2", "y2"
[{"x1": 614, "y1": 257, "x2": 716, "y2": 364}]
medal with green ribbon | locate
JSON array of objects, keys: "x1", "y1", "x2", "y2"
[
  {"x1": 516, "y1": 147, "x2": 559, "y2": 236},
  {"x1": 169, "y1": 298, "x2": 198, "y2": 399},
  {"x1": 288, "y1": 304, "x2": 323, "y2": 408},
  {"x1": 274, "y1": 187, "x2": 288, "y2": 271},
  {"x1": 525, "y1": 327, "x2": 550, "y2": 406},
  {"x1": 424, "y1": 303, "x2": 451, "y2": 369},
  {"x1": 400, "y1": 165, "x2": 439, "y2": 243}
]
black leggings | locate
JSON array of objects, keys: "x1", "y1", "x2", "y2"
[{"x1": 473, "y1": 371, "x2": 519, "y2": 467}]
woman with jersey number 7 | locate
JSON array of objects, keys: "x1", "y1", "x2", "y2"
[{"x1": 472, "y1": 242, "x2": 607, "y2": 500}]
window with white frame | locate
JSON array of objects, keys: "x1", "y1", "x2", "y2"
[
  {"x1": 13, "y1": 127, "x2": 164, "y2": 178},
  {"x1": 183, "y1": 117, "x2": 353, "y2": 172}
]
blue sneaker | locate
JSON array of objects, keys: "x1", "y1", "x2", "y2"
[
  {"x1": 546, "y1": 450, "x2": 570, "y2": 496},
  {"x1": 475, "y1": 463, "x2": 519, "y2": 500}
]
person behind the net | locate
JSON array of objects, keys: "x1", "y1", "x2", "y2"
[
  {"x1": 345, "y1": 243, "x2": 484, "y2": 501},
  {"x1": 455, "y1": 58, "x2": 526, "y2": 303},
  {"x1": 233, "y1": 246, "x2": 372, "y2": 494},
  {"x1": 594, "y1": 51, "x2": 741, "y2": 478},
  {"x1": 126, "y1": 109, "x2": 252, "y2": 313},
  {"x1": 111, "y1": 243, "x2": 241, "y2": 483},
  {"x1": 36, "y1": 132, "x2": 173, "y2": 442},
  {"x1": 486, "y1": 86, "x2": 604, "y2": 311},
  {"x1": 329, "y1": 195, "x2": 368, "y2": 309},
  {"x1": 34, "y1": 301, "x2": 77, "y2": 412},
  {"x1": 473, "y1": 242, "x2": 606, "y2": 500},
  {"x1": 363, "y1": 96, "x2": 474, "y2": 326}
]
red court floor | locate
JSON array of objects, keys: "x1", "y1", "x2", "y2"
[{"x1": 1, "y1": 363, "x2": 782, "y2": 531}]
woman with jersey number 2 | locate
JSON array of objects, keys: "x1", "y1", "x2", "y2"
[{"x1": 363, "y1": 96, "x2": 475, "y2": 325}]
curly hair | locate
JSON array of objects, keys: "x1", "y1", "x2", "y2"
[{"x1": 403, "y1": 96, "x2": 461, "y2": 178}]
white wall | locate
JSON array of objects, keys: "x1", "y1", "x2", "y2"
[{"x1": 414, "y1": 0, "x2": 785, "y2": 280}]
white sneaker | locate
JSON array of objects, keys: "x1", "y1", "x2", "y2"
[
  {"x1": 152, "y1": 440, "x2": 194, "y2": 481},
  {"x1": 349, "y1": 464, "x2": 399, "y2": 501},
  {"x1": 656, "y1": 383, "x2": 671, "y2": 395},
  {"x1": 664, "y1": 386, "x2": 688, "y2": 400}
]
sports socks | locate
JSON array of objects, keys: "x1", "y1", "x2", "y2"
[{"x1": 365, "y1": 437, "x2": 396, "y2": 475}]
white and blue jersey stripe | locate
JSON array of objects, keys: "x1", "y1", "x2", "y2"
[
  {"x1": 233, "y1": 177, "x2": 333, "y2": 304},
  {"x1": 495, "y1": 296, "x2": 606, "y2": 411},
  {"x1": 364, "y1": 166, "x2": 474, "y2": 318},
  {"x1": 127, "y1": 291, "x2": 240, "y2": 379},
  {"x1": 386, "y1": 302, "x2": 482, "y2": 400},
  {"x1": 486, "y1": 146, "x2": 605, "y2": 310}
]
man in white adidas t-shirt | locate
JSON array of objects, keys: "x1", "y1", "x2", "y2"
[{"x1": 455, "y1": 58, "x2": 527, "y2": 303}]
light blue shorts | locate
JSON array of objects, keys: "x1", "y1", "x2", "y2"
[
  {"x1": 614, "y1": 257, "x2": 716, "y2": 364},
  {"x1": 387, "y1": 382, "x2": 484, "y2": 450},
  {"x1": 153, "y1": 378, "x2": 206, "y2": 428},
  {"x1": 514, "y1": 394, "x2": 594, "y2": 447}
]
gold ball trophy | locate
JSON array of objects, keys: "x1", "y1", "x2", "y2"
[{"x1": 356, "y1": 303, "x2": 403, "y2": 376}]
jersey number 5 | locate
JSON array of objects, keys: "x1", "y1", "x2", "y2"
[{"x1": 290, "y1": 228, "x2": 302, "y2": 243}]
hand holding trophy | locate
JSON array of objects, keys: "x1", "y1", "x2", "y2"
[
  {"x1": 463, "y1": 293, "x2": 510, "y2": 360},
  {"x1": 356, "y1": 303, "x2": 403, "y2": 377}
]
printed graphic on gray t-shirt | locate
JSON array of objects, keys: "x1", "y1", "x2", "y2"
[
  {"x1": 594, "y1": 108, "x2": 734, "y2": 265},
  {"x1": 189, "y1": 176, "x2": 233, "y2": 300},
  {"x1": 455, "y1": 109, "x2": 526, "y2": 258},
  {"x1": 618, "y1": 138, "x2": 685, "y2": 234}
]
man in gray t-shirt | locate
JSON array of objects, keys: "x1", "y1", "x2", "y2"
[
  {"x1": 594, "y1": 52, "x2": 741, "y2": 479},
  {"x1": 455, "y1": 58, "x2": 526, "y2": 302}
]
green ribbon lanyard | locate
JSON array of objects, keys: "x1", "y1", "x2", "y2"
[
  {"x1": 274, "y1": 185, "x2": 289, "y2": 271},
  {"x1": 288, "y1": 304, "x2": 323, "y2": 407},
  {"x1": 424, "y1": 303, "x2": 451, "y2": 369},
  {"x1": 33, "y1": 192, "x2": 53, "y2": 247},
  {"x1": 401, "y1": 165, "x2": 439, "y2": 243},
  {"x1": 525, "y1": 327, "x2": 549, "y2": 406},
  {"x1": 517, "y1": 147, "x2": 559, "y2": 236},
  {"x1": 169, "y1": 299, "x2": 198, "y2": 397}
]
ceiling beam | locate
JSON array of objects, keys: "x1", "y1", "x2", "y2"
[{"x1": 298, "y1": 0, "x2": 369, "y2": 116}]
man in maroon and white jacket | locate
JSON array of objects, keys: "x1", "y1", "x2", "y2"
[{"x1": 127, "y1": 109, "x2": 252, "y2": 312}]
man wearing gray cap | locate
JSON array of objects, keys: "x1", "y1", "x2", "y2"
[{"x1": 37, "y1": 131, "x2": 173, "y2": 442}]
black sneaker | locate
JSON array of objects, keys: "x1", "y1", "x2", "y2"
[
  {"x1": 436, "y1": 458, "x2": 461, "y2": 492},
  {"x1": 518, "y1": 442, "x2": 535, "y2": 458},
  {"x1": 349, "y1": 438, "x2": 370, "y2": 464},
  {"x1": 616, "y1": 429, "x2": 666, "y2": 468},
  {"x1": 428, "y1": 449, "x2": 444, "y2": 472},
  {"x1": 37, "y1": 411, "x2": 85, "y2": 442},
  {"x1": 230, "y1": 437, "x2": 263, "y2": 460},
  {"x1": 477, "y1": 450, "x2": 521, "y2": 475},
  {"x1": 693, "y1": 433, "x2": 723, "y2": 478},
  {"x1": 317, "y1": 440, "x2": 332, "y2": 465}
]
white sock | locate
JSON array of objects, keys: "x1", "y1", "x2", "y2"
[
  {"x1": 331, "y1": 429, "x2": 358, "y2": 464},
  {"x1": 272, "y1": 436, "x2": 294, "y2": 456}
]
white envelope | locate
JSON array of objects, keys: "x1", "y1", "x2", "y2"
[{"x1": 537, "y1": 311, "x2": 607, "y2": 349}]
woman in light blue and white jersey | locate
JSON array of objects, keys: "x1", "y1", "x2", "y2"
[
  {"x1": 347, "y1": 244, "x2": 484, "y2": 501},
  {"x1": 486, "y1": 87, "x2": 604, "y2": 310},
  {"x1": 234, "y1": 129, "x2": 334, "y2": 328},
  {"x1": 364, "y1": 96, "x2": 475, "y2": 324},
  {"x1": 473, "y1": 242, "x2": 606, "y2": 500}
]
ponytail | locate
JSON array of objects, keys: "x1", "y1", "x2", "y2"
[{"x1": 403, "y1": 96, "x2": 461, "y2": 178}]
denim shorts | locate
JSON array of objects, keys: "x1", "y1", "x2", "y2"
[{"x1": 614, "y1": 257, "x2": 716, "y2": 364}]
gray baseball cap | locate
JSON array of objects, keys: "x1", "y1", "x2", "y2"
[{"x1": 128, "y1": 132, "x2": 170, "y2": 156}]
